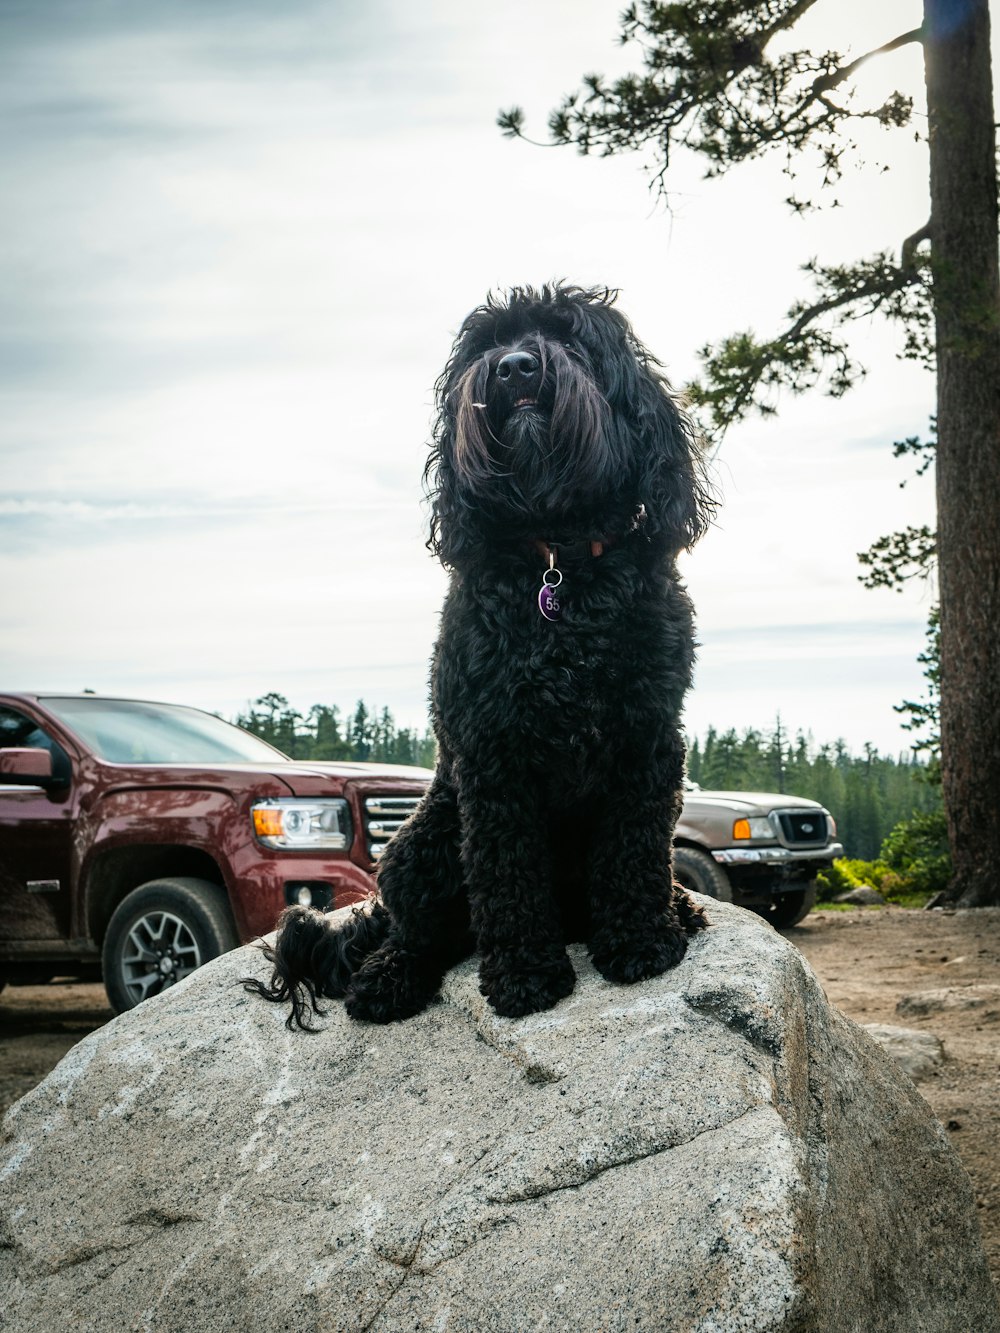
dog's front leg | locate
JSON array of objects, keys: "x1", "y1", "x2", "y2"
[
  {"x1": 588, "y1": 757, "x2": 706, "y2": 985},
  {"x1": 459, "y1": 775, "x2": 576, "y2": 1018},
  {"x1": 344, "y1": 776, "x2": 473, "y2": 1023}
]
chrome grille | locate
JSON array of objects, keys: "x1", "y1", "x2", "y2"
[
  {"x1": 365, "y1": 794, "x2": 422, "y2": 860},
  {"x1": 775, "y1": 809, "x2": 828, "y2": 848}
]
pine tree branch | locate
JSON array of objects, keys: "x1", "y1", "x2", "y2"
[
  {"x1": 758, "y1": 0, "x2": 822, "y2": 41},
  {"x1": 687, "y1": 244, "x2": 933, "y2": 435},
  {"x1": 774, "y1": 27, "x2": 924, "y2": 148},
  {"x1": 901, "y1": 219, "x2": 933, "y2": 268},
  {"x1": 858, "y1": 525, "x2": 937, "y2": 590},
  {"x1": 500, "y1": 5, "x2": 920, "y2": 185},
  {"x1": 784, "y1": 265, "x2": 914, "y2": 340},
  {"x1": 812, "y1": 27, "x2": 925, "y2": 96}
]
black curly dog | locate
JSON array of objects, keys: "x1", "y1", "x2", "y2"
[{"x1": 244, "y1": 284, "x2": 714, "y2": 1026}]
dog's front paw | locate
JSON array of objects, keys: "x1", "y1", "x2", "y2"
[
  {"x1": 673, "y1": 886, "x2": 709, "y2": 932},
  {"x1": 344, "y1": 944, "x2": 441, "y2": 1024},
  {"x1": 479, "y1": 950, "x2": 576, "y2": 1019},
  {"x1": 590, "y1": 923, "x2": 688, "y2": 986}
]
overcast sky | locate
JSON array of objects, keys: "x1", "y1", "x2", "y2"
[{"x1": 1, "y1": 0, "x2": 960, "y2": 753}]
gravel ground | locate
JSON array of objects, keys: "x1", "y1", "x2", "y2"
[
  {"x1": 2, "y1": 904, "x2": 998, "y2": 1285},
  {"x1": 790, "y1": 905, "x2": 1000, "y2": 1286}
]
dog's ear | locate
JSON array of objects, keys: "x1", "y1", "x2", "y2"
[
  {"x1": 424, "y1": 434, "x2": 465, "y2": 567},
  {"x1": 427, "y1": 311, "x2": 518, "y2": 566},
  {"x1": 425, "y1": 351, "x2": 482, "y2": 568},
  {"x1": 577, "y1": 296, "x2": 715, "y2": 552},
  {"x1": 619, "y1": 362, "x2": 715, "y2": 553}
]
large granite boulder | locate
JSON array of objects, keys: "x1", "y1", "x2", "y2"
[{"x1": 1, "y1": 896, "x2": 997, "y2": 1332}]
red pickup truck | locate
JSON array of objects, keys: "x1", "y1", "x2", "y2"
[{"x1": 0, "y1": 693, "x2": 430, "y2": 1012}]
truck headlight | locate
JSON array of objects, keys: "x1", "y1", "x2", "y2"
[
  {"x1": 733, "y1": 816, "x2": 774, "y2": 841},
  {"x1": 252, "y1": 799, "x2": 352, "y2": 850}
]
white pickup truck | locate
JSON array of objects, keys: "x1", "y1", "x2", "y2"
[{"x1": 673, "y1": 786, "x2": 843, "y2": 926}]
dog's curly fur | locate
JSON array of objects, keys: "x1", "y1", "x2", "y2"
[{"x1": 244, "y1": 284, "x2": 714, "y2": 1026}]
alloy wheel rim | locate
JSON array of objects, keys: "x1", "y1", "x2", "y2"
[{"x1": 121, "y1": 910, "x2": 202, "y2": 1005}]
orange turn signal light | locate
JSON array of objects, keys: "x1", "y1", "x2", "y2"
[
  {"x1": 253, "y1": 808, "x2": 284, "y2": 838},
  {"x1": 733, "y1": 818, "x2": 751, "y2": 840}
]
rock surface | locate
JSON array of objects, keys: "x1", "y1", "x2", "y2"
[
  {"x1": 897, "y1": 984, "x2": 1000, "y2": 1017},
  {"x1": 861, "y1": 1023, "x2": 946, "y2": 1082},
  {"x1": 834, "y1": 886, "x2": 886, "y2": 906},
  {"x1": 1, "y1": 897, "x2": 997, "y2": 1333}
]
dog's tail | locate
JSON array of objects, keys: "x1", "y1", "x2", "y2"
[{"x1": 240, "y1": 897, "x2": 391, "y2": 1030}]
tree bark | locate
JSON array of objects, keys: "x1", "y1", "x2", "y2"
[{"x1": 924, "y1": 0, "x2": 1000, "y2": 906}]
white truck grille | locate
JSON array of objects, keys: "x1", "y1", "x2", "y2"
[
  {"x1": 364, "y1": 794, "x2": 422, "y2": 861},
  {"x1": 774, "y1": 809, "x2": 830, "y2": 848}
]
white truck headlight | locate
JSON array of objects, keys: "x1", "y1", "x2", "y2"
[
  {"x1": 733, "y1": 816, "x2": 774, "y2": 841},
  {"x1": 252, "y1": 798, "x2": 352, "y2": 850}
]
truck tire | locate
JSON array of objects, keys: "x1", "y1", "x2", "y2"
[
  {"x1": 760, "y1": 881, "x2": 818, "y2": 929},
  {"x1": 672, "y1": 846, "x2": 733, "y2": 902},
  {"x1": 102, "y1": 877, "x2": 238, "y2": 1014}
]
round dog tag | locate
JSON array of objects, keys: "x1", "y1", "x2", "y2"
[{"x1": 538, "y1": 569, "x2": 563, "y2": 621}]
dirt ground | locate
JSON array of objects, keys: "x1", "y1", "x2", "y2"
[
  {"x1": 789, "y1": 905, "x2": 1000, "y2": 1285},
  {"x1": 1, "y1": 905, "x2": 998, "y2": 1285}
]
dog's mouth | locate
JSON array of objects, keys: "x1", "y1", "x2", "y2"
[{"x1": 513, "y1": 397, "x2": 537, "y2": 410}]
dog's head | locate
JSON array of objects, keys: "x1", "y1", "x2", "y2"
[{"x1": 426, "y1": 284, "x2": 714, "y2": 567}]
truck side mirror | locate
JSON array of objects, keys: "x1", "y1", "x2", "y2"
[{"x1": 0, "y1": 747, "x2": 55, "y2": 785}]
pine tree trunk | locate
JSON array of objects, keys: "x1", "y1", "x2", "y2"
[{"x1": 923, "y1": 0, "x2": 1000, "y2": 906}]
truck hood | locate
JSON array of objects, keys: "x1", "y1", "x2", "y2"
[
  {"x1": 93, "y1": 759, "x2": 433, "y2": 799},
  {"x1": 683, "y1": 790, "x2": 826, "y2": 815},
  {"x1": 291, "y1": 762, "x2": 435, "y2": 781},
  {"x1": 274, "y1": 762, "x2": 434, "y2": 798}
]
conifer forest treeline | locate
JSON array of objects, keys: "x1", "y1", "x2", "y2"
[
  {"x1": 235, "y1": 694, "x2": 938, "y2": 861},
  {"x1": 685, "y1": 724, "x2": 938, "y2": 861},
  {"x1": 234, "y1": 693, "x2": 437, "y2": 770}
]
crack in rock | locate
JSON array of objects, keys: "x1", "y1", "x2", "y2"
[{"x1": 489, "y1": 1106, "x2": 765, "y2": 1206}]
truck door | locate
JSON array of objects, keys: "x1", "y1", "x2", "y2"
[{"x1": 0, "y1": 704, "x2": 76, "y2": 941}]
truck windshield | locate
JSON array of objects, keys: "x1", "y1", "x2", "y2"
[{"x1": 42, "y1": 697, "x2": 289, "y2": 765}]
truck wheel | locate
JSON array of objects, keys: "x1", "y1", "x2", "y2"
[
  {"x1": 102, "y1": 877, "x2": 238, "y2": 1014},
  {"x1": 672, "y1": 846, "x2": 733, "y2": 902},
  {"x1": 761, "y1": 882, "x2": 818, "y2": 929}
]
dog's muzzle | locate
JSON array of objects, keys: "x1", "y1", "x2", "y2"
[{"x1": 495, "y1": 349, "x2": 542, "y2": 411}]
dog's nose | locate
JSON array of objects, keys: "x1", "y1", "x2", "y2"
[{"x1": 496, "y1": 351, "x2": 540, "y2": 383}]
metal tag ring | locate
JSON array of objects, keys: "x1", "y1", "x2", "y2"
[{"x1": 542, "y1": 569, "x2": 563, "y2": 588}]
